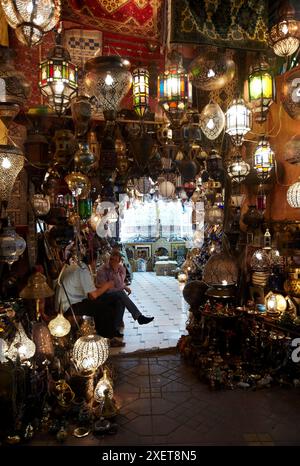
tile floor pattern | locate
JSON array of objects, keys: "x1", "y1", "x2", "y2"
[
  {"x1": 30, "y1": 351, "x2": 300, "y2": 446},
  {"x1": 110, "y1": 272, "x2": 189, "y2": 355}
]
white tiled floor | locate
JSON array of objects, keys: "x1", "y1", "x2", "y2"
[{"x1": 110, "y1": 272, "x2": 190, "y2": 355}]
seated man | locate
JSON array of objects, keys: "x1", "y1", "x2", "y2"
[
  {"x1": 56, "y1": 253, "x2": 125, "y2": 346},
  {"x1": 96, "y1": 250, "x2": 154, "y2": 336}
]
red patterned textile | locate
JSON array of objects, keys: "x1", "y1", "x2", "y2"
[{"x1": 65, "y1": 0, "x2": 162, "y2": 41}]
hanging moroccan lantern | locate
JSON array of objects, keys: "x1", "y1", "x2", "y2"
[
  {"x1": 132, "y1": 67, "x2": 149, "y2": 118},
  {"x1": 157, "y1": 53, "x2": 192, "y2": 127},
  {"x1": 227, "y1": 154, "x2": 250, "y2": 183},
  {"x1": 73, "y1": 334, "x2": 109, "y2": 375},
  {"x1": 253, "y1": 139, "x2": 274, "y2": 180},
  {"x1": 84, "y1": 55, "x2": 132, "y2": 120},
  {"x1": 287, "y1": 178, "x2": 300, "y2": 208},
  {"x1": 188, "y1": 51, "x2": 235, "y2": 91},
  {"x1": 158, "y1": 180, "x2": 175, "y2": 198},
  {"x1": 31, "y1": 194, "x2": 51, "y2": 217},
  {"x1": 65, "y1": 172, "x2": 91, "y2": 199},
  {"x1": 5, "y1": 322, "x2": 35, "y2": 362},
  {"x1": 225, "y1": 98, "x2": 252, "y2": 146},
  {"x1": 285, "y1": 136, "x2": 300, "y2": 164},
  {"x1": 268, "y1": 1, "x2": 299, "y2": 57},
  {"x1": 248, "y1": 57, "x2": 275, "y2": 122},
  {"x1": 0, "y1": 0, "x2": 61, "y2": 47},
  {"x1": 0, "y1": 219, "x2": 26, "y2": 265},
  {"x1": 39, "y1": 34, "x2": 78, "y2": 116},
  {"x1": 281, "y1": 65, "x2": 300, "y2": 120},
  {"x1": 199, "y1": 102, "x2": 225, "y2": 140},
  {"x1": 0, "y1": 145, "x2": 24, "y2": 206}
]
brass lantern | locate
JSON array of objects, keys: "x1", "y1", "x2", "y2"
[
  {"x1": 0, "y1": 0, "x2": 61, "y2": 47},
  {"x1": 188, "y1": 51, "x2": 235, "y2": 91},
  {"x1": 157, "y1": 53, "x2": 192, "y2": 127},
  {"x1": 253, "y1": 139, "x2": 274, "y2": 180},
  {"x1": 227, "y1": 154, "x2": 250, "y2": 183},
  {"x1": 73, "y1": 334, "x2": 109, "y2": 375},
  {"x1": 200, "y1": 102, "x2": 225, "y2": 140},
  {"x1": 65, "y1": 172, "x2": 91, "y2": 199},
  {"x1": 132, "y1": 67, "x2": 149, "y2": 118},
  {"x1": 84, "y1": 55, "x2": 132, "y2": 120},
  {"x1": 268, "y1": 1, "x2": 300, "y2": 57},
  {"x1": 0, "y1": 145, "x2": 24, "y2": 207},
  {"x1": 225, "y1": 98, "x2": 252, "y2": 146},
  {"x1": 39, "y1": 34, "x2": 78, "y2": 116},
  {"x1": 248, "y1": 57, "x2": 275, "y2": 122}
]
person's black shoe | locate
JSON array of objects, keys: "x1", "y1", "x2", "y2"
[
  {"x1": 114, "y1": 331, "x2": 124, "y2": 338},
  {"x1": 137, "y1": 315, "x2": 154, "y2": 325}
]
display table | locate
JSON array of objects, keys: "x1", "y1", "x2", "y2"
[{"x1": 154, "y1": 260, "x2": 177, "y2": 276}]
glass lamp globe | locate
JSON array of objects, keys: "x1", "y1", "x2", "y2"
[
  {"x1": 287, "y1": 178, "x2": 300, "y2": 208},
  {"x1": 253, "y1": 139, "x2": 274, "y2": 180},
  {"x1": 0, "y1": 145, "x2": 24, "y2": 205},
  {"x1": 227, "y1": 154, "x2": 250, "y2": 183},
  {"x1": 73, "y1": 334, "x2": 109, "y2": 375},
  {"x1": 248, "y1": 57, "x2": 275, "y2": 122},
  {"x1": 6, "y1": 322, "x2": 36, "y2": 361},
  {"x1": 158, "y1": 180, "x2": 175, "y2": 198},
  {"x1": 0, "y1": 0, "x2": 61, "y2": 47},
  {"x1": 84, "y1": 55, "x2": 132, "y2": 120},
  {"x1": 199, "y1": 102, "x2": 225, "y2": 140},
  {"x1": 94, "y1": 367, "x2": 113, "y2": 402},
  {"x1": 48, "y1": 312, "x2": 71, "y2": 338},
  {"x1": 225, "y1": 98, "x2": 252, "y2": 146}
]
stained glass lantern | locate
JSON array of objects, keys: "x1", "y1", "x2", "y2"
[
  {"x1": 73, "y1": 334, "x2": 109, "y2": 375},
  {"x1": 200, "y1": 102, "x2": 225, "y2": 140},
  {"x1": 39, "y1": 35, "x2": 78, "y2": 116},
  {"x1": 227, "y1": 154, "x2": 250, "y2": 183},
  {"x1": 0, "y1": 145, "x2": 24, "y2": 206},
  {"x1": 84, "y1": 55, "x2": 132, "y2": 120},
  {"x1": 248, "y1": 57, "x2": 275, "y2": 122},
  {"x1": 253, "y1": 139, "x2": 274, "y2": 180},
  {"x1": 285, "y1": 136, "x2": 300, "y2": 164},
  {"x1": 0, "y1": 0, "x2": 61, "y2": 47},
  {"x1": 287, "y1": 178, "x2": 300, "y2": 208},
  {"x1": 225, "y1": 98, "x2": 252, "y2": 146},
  {"x1": 132, "y1": 67, "x2": 149, "y2": 118},
  {"x1": 268, "y1": 1, "x2": 300, "y2": 57},
  {"x1": 157, "y1": 56, "x2": 192, "y2": 127}
]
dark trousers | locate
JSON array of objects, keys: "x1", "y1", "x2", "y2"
[
  {"x1": 68, "y1": 293, "x2": 124, "y2": 338},
  {"x1": 106, "y1": 290, "x2": 141, "y2": 328}
]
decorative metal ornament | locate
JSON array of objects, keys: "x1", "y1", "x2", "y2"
[
  {"x1": 0, "y1": 145, "x2": 24, "y2": 205},
  {"x1": 281, "y1": 66, "x2": 300, "y2": 120},
  {"x1": 39, "y1": 34, "x2": 78, "y2": 116},
  {"x1": 0, "y1": 0, "x2": 61, "y2": 47},
  {"x1": 84, "y1": 55, "x2": 132, "y2": 119},
  {"x1": 225, "y1": 98, "x2": 252, "y2": 146},
  {"x1": 188, "y1": 52, "x2": 235, "y2": 91},
  {"x1": 268, "y1": 1, "x2": 299, "y2": 57},
  {"x1": 203, "y1": 252, "x2": 238, "y2": 287},
  {"x1": 287, "y1": 178, "x2": 300, "y2": 208},
  {"x1": 132, "y1": 67, "x2": 149, "y2": 118},
  {"x1": 157, "y1": 55, "x2": 192, "y2": 127},
  {"x1": 250, "y1": 249, "x2": 271, "y2": 271},
  {"x1": 0, "y1": 218, "x2": 26, "y2": 265},
  {"x1": 200, "y1": 102, "x2": 225, "y2": 140},
  {"x1": 227, "y1": 154, "x2": 250, "y2": 183},
  {"x1": 65, "y1": 172, "x2": 91, "y2": 199},
  {"x1": 73, "y1": 334, "x2": 109, "y2": 375},
  {"x1": 253, "y1": 139, "x2": 274, "y2": 180},
  {"x1": 248, "y1": 57, "x2": 275, "y2": 122}
]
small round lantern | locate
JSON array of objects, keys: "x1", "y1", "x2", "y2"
[
  {"x1": 188, "y1": 52, "x2": 235, "y2": 91},
  {"x1": 227, "y1": 154, "x2": 250, "y2": 183},
  {"x1": 65, "y1": 172, "x2": 91, "y2": 199},
  {"x1": 200, "y1": 102, "x2": 225, "y2": 140},
  {"x1": 6, "y1": 322, "x2": 36, "y2": 362},
  {"x1": 73, "y1": 334, "x2": 109, "y2": 375},
  {"x1": 31, "y1": 194, "x2": 51, "y2": 217},
  {"x1": 250, "y1": 249, "x2": 271, "y2": 271},
  {"x1": 265, "y1": 291, "x2": 287, "y2": 316},
  {"x1": 287, "y1": 178, "x2": 300, "y2": 208},
  {"x1": 0, "y1": 219, "x2": 26, "y2": 265},
  {"x1": 268, "y1": 2, "x2": 299, "y2": 57},
  {"x1": 203, "y1": 252, "x2": 238, "y2": 287},
  {"x1": 135, "y1": 177, "x2": 152, "y2": 195},
  {"x1": 48, "y1": 312, "x2": 71, "y2": 338}
]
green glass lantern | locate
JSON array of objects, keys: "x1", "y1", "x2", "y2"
[
  {"x1": 78, "y1": 198, "x2": 92, "y2": 221},
  {"x1": 39, "y1": 33, "x2": 78, "y2": 116},
  {"x1": 132, "y1": 67, "x2": 149, "y2": 118},
  {"x1": 253, "y1": 139, "x2": 274, "y2": 180},
  {"x1": 248, "y1": 57, "x2": 275, "y2": 122}
]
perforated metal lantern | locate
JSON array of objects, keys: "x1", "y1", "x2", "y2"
[
  {"x1": 0, "y1": 219, "x2": 26, "y2": 265},
  {"x1": 188, "y1": 51, "x2": 235, "y2": 91},
  {"x1": 0, "y1": 145, "x2": 24, "y2": 204},
  {"x1": 225, "y1": 98, "x2": 252, "y2": 146},
  {"x1": 0, "y1": 0, "x2": 61, "y2": 47},
  {"x1": 268, "y1": 1, "x2": 299, "y2": 57},
  {"x1": 227, "y1": 154, "x2": 250, "y2": 183},
  {"x1": 73, "y1": 334, "x2": 109, "y2": 375},
  {"x1": 84, "y1": 55, "x2": 132, "y2": 119},
  {"x1": 203, "y1": 252, "x2": 238, "y2": 287},
  {"x1": 200, "y1": 102, "x2": 225, "y2": 140},
  {"x1": 287, "y1": 178, "x2": 300, "y2": 208}
]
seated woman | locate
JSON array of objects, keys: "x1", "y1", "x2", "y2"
[
  {"x1": 56, "y1": 252, "x2": 125, "y2": 346},
  {"x1": 96, "y1": 250, "x2": 154, "y2": 337}
]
